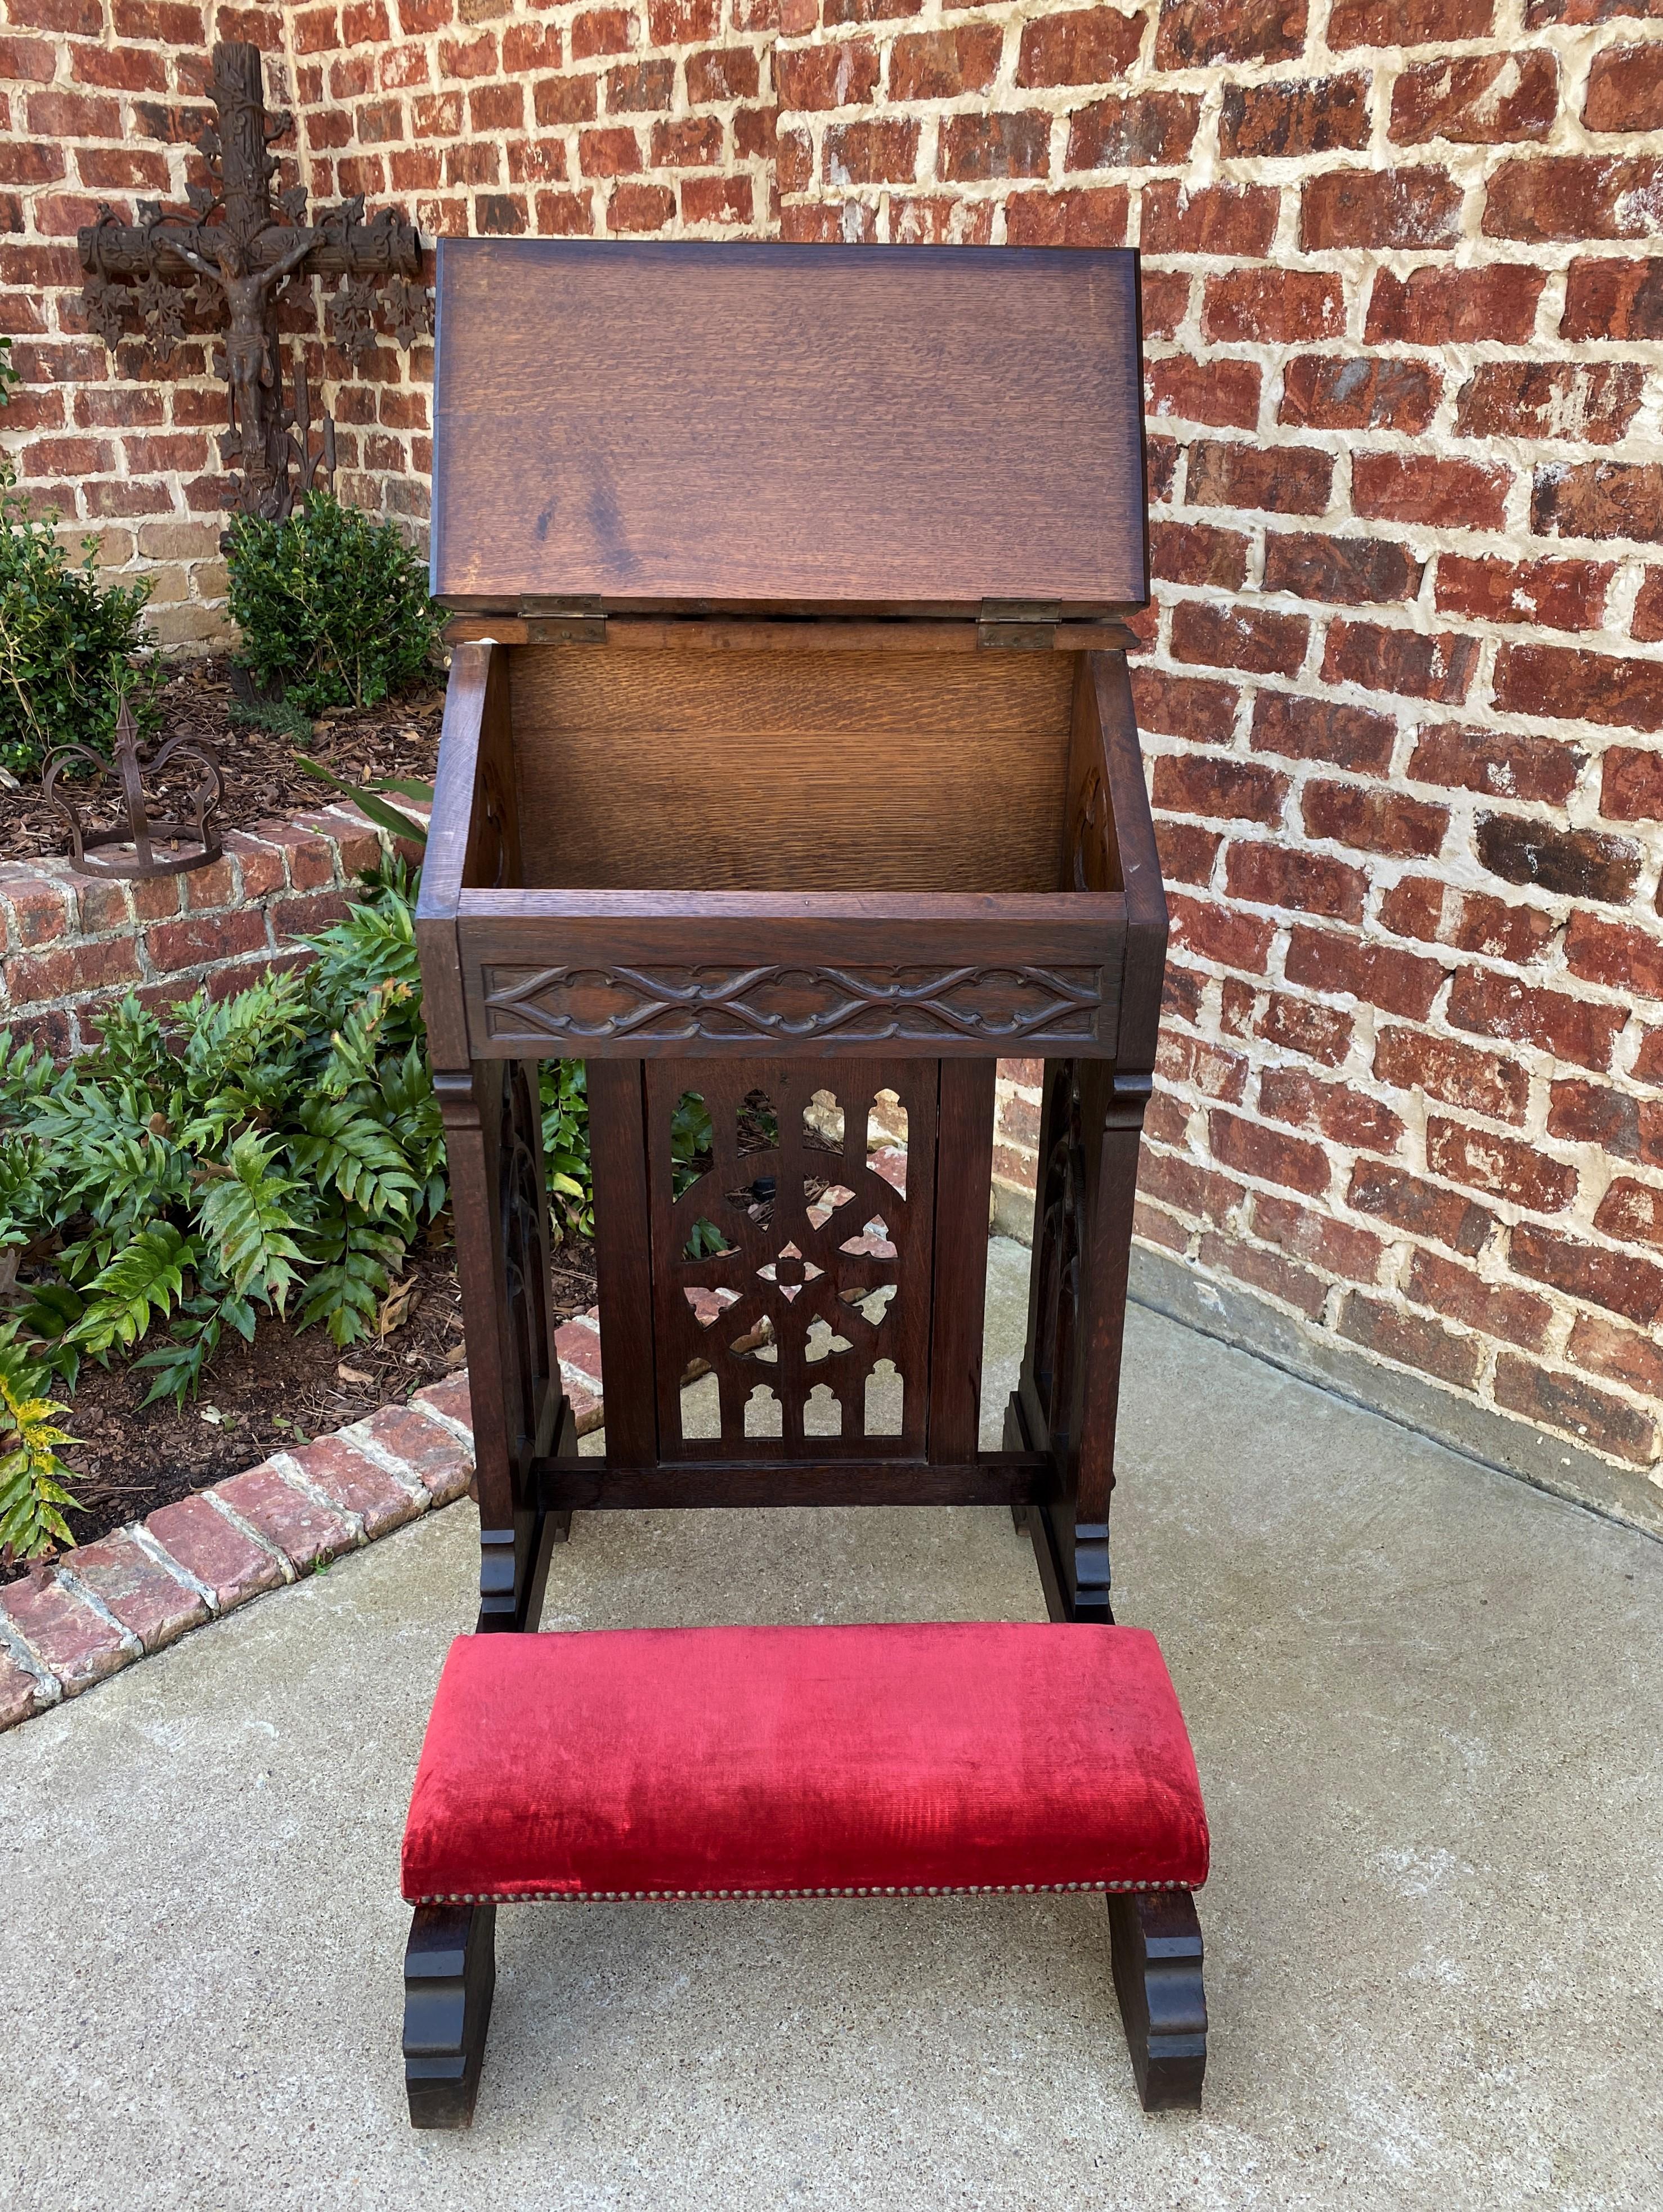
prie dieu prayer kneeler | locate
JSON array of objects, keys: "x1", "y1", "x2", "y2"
[{"x1": 407, "y1": 239, "x2": 1207, "y2": 2128}]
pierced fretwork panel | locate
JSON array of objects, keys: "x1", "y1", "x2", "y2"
[
  {"x1": 647, "y1": 1058, "x2": 938, "y2": 1459},
  {"x1": 1029, "y1": 1061, "x2": 1086, "y2": 1462},
  {"x1": 499, "y1": 1060, "x2": 553, "y2": 1459}
]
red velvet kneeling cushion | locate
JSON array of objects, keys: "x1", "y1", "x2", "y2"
[{"x1": 402, "y1": 1621, "x2": 1208, "y2": 1905}]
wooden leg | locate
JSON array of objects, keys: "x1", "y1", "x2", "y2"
[
  {"x1": 1107, "y1": 1889, "x2": 1206, "y2": 2113},
  {"x1": 541, "y1": 1391, "x2": 579, "y2": 1551},
  {"x1": 1007, "y1": 1062, "x2": 1127, "y2": 1627},
  {"x1": 404, "y1": 1904, "x2": 496, "y2": 2129}
]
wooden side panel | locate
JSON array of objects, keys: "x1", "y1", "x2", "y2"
[
  {"x1": 1064, "y1": 652, "x2": 1123, "y2": 897},
  {"x1": 414, "y1": 643, "x2": 489, "y2": 1072},
  {"x1": 464, "y1": 642, "x2": 521, "y2": 896},
  {"x1": 432, "y1": 239, "x2": 1147, "y2": 614},
  {"x1": 1091, "y1": 650, "x2": 1168, "y2": 1077},
  {"x1": 1010, "y1": 655, "x2": 1168, "y2": 1619},
  {"x1": 508, "y1": 646, "x2": 1075, "y2": 894}
]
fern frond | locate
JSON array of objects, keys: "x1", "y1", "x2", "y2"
[
  {"x1": 0, "y1": 1130, "x2": 53, "y2": 1237},
  {"x1": 295, "y1": 1206, "x2": 405, "y2": 1347},
  {"x1": 290, "y1": 1097, "x2": 419, "y2": 1221},
  {"x1": 69, "y1": 1220, "x2": 199, "y2": 1354},
  {"x1": 32, "y1": 1082, "x2": 189, "y2": 1230},
  {"x1": 0, "y1": 1028, "x2": 56, "y2": 1114},
  {"x1": 80, "y1": 993, "x2": 167, "y2": 1089},
  {"x1": 14, "y1": 1280, "x2": 84, "y2": 1391},
  {"x1": 0, "y1": 1329, "x2": 80, "y2": 1559},
  {"x1": 375, "y1": 1044, "x2": 446, "y2": 1215},
  {"x1": 178, "y1": 971, "x2": 308, "y2": 1107},
  {"x1": 303, "y1": 889, "x2": 423, "y2": 1022},
  {"x1": 195, "y1": 1134, "x2": 305, "y2": 1310},
  {"x1": 317, "y1": 991, "x2": 389, "y2": 1098}
]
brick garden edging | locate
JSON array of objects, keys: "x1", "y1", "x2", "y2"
[
  {"x1": 0, "y1": 800, "x2": 415, "y2": 1059},
  {"x1": 0, "y1": 1306, "x2": 603, "y2": 1733}
]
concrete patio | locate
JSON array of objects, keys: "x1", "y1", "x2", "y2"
[{"x1": 3, "y1": 1237, "x2": 1660, "y2": 2211}]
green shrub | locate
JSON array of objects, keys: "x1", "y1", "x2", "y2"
[
  {"x1": 0, "y1": 865, "x2": 445, "y2": 1421},
  {"x1": 0, "y1": 472, "x2": 160, "y2": 781},
  {"x1": 0, "y1": 861, "x2": 600, "y2": 1560},
  {"x1": 226, "y1": 490, "x2": 444, "y2": 715},
  {"x1": 0, "y1": 332, "x2": 161, "y2": 778}
]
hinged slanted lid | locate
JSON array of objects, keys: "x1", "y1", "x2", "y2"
[{"x1": 431, "y1": 239, "x2": 1149, "y2": 619}]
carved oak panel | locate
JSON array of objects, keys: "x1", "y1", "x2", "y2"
[
  {"x1": 479, "y1": 962, "x2": 1102, "y2": 1052},
  {"x1": 646, "y1": 1058, "x2": 938, "y2": 1460}
]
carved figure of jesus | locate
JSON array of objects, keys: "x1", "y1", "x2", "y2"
[{"x1": 159, "y1": 226, "x2": 317, "y2": 497}]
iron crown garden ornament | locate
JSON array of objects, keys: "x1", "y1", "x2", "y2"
[
  {"x1": 43, "y1": 697, "x2": 223, "y2": 880},
  {"x1": 78, "y1": 41, "x2": 427, "y2": 525}
]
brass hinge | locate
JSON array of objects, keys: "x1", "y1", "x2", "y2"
[
  {"x1": 977, "y1": 598, "x2": 1060, "y2": 650},
  {"x1": 518, "y1": 593, "x2": 607, "y2": 644}
]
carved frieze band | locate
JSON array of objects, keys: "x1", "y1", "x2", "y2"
[{"x1": 478, "y1": 961, "x2": 1103, "y2": 1046}]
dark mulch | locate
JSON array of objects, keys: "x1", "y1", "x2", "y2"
[
  {"x1": 1, "y1": 656, "x2": 446, "y2": 867},
  {"x1": 3, "y1": 1232, "x2": 597, "y2": 1579}
]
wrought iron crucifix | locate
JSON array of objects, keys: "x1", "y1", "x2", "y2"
[{"x1": 78, "y1": 41, "x2": 427, "y2": 522}]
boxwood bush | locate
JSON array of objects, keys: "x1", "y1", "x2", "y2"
[
  {"x1": 0, "y1": 333, "x2": 160, "y2": 779},
  {"x1": 226, "y1": 490, "x2": 445, "y2": 715}
]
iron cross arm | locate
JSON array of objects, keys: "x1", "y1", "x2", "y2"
[{"x1": 77, "y1": 202, "x2": 422, "y2": 289}]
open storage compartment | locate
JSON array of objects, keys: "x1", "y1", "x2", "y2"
[
  {"x1": 511, "y1": 643, "x2": 1079, "y2": 894},
  {"x1": 428, "y1": 631, "x2": 1150, "y2": 1063}
]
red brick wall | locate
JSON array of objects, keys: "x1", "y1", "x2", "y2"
[
  {"x1": 3, "y1": 2, "x2": 1661, "y2": 1491},
  {"x1": 0, "y1": 803, "x2": 393, "y2": 1055}
]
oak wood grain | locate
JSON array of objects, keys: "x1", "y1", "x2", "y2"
[
  {"x1": 1092, "y1": 650, "x2": 1169, "y2": 1078},
  {"x1": 585, "y1": 1059, "x2": 658, "y2": 1468},
  {"x1": 441, "y1": 618, "x2": 1140, "y2": 653},
  {"x1": 509, "y1": 646, "x2": 1075, "y2": 893},
  {"x1": 533, "y1": 1454, "x2": 1048, "y2": 1510},
  {"x1": 431, "y1": 239, "x2": 1148, "y2": 615},
  {"x1": 414, "y1": 644, "x2": 490, "y2": 1071},
  {"x1": 455, "y1": 903, "x2": 1124, "y2": 1062}
]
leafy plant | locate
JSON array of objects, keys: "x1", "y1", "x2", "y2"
[
  {"x1": 0, "y1": 469, "x2": 162, "y2": 780},
  {"x1": 0, "y1": 860, "x2": 599, "y2": 1553},
  {"x1": 0, "y1": 1327, "x2": 79, "y2": 1561},
  {"x1": 226, "y1": 490, "x2": 445, "y2": 715},
  {"x1": 541, "y1": 1061, "x2": 592, "y2": 1241},
  {"x1": 295, "y1": 751, "x2": 432, "y2": 848},
  {"x1": 671, "y1": 1090, "x2": 728, "y2": 1259},
  {"x1": 230, "y1": 695, "x2": 313, "y2": 745},
  {"x1": 0, "y1": 868, "x2": 449, "y2": 1430}
]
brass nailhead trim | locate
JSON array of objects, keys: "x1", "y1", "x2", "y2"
[{"x1": 411, "y1": 1878, "x2": 1195, "y2": 1905}]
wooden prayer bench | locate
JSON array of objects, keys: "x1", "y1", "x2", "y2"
[
  {"x1": 406, "y1": 239, "x2": 1211, "y2": 2129},
  {"x1": 402, "y1": 1622, "x2": 1209, "y2": 2126}
]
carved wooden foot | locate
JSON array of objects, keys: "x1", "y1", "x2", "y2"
[
  {"x1": 1107, "y1": 1888, "x2": 1206, "y2": 2112},
  {"x1": 404, "y1": 1903, "x2": 496, "y2": 2128}
]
